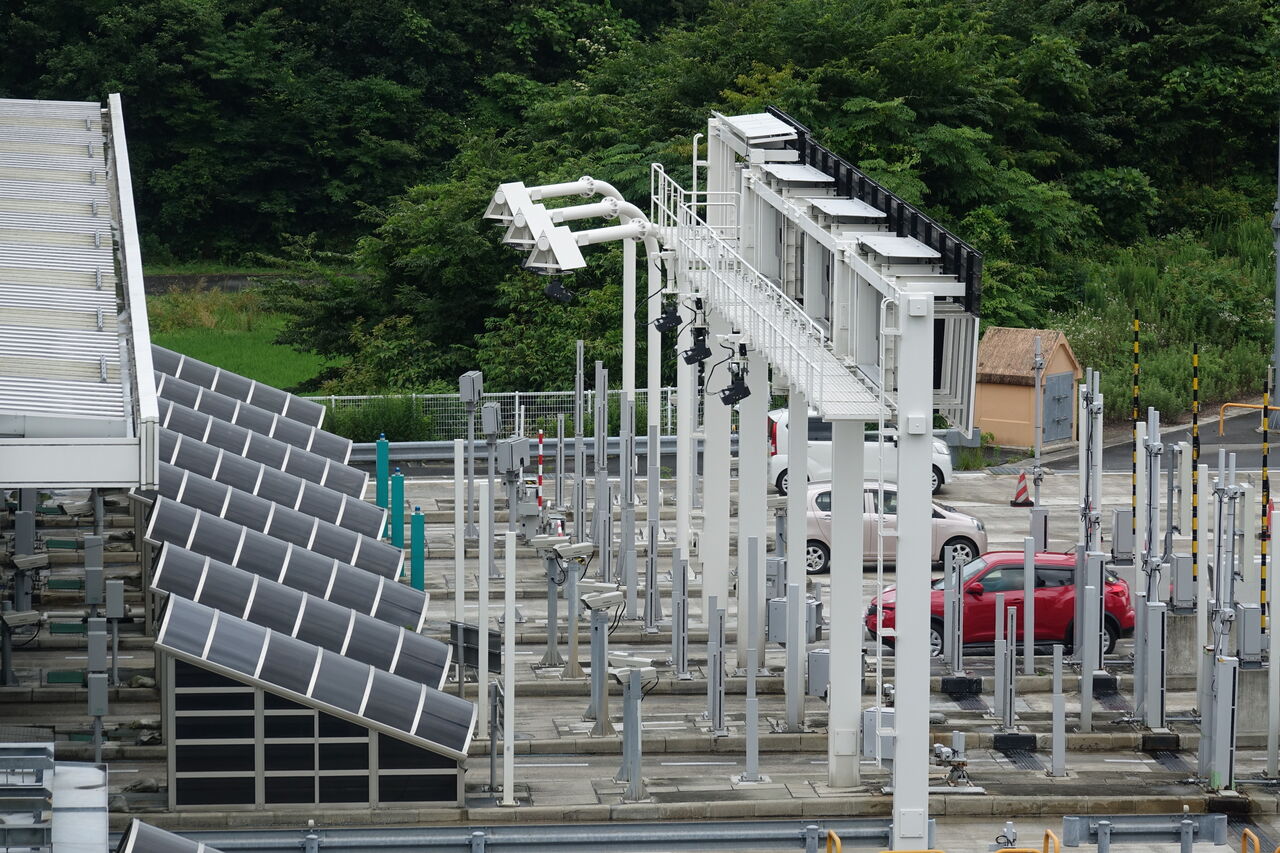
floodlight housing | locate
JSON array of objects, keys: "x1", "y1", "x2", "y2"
[
  {"x1": 523, "y1": 225, "x2": 587, "y2": 273},
  {"x1": 543, "y1": 276, "x2": 575, "y2": 304},
  {"x1": 718, "y1": 363, "x2": 751, "y2": 406},
  {"x1": 682, "y1": 328, "x2": 712, "y2": 364},
  {"x1": 653, "y1": 300, "x2": 681, "y2": 333}
]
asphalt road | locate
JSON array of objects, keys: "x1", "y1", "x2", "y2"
[{"x1": 1053, "y1": 409, "x2": 1277, "y2": 473}]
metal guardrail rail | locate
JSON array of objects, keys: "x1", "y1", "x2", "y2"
[
  {"x1": 158, "y1": 818, "x2": 898, "y2": 853},
  {"x1": 651, "y1": 165, "x2": 886, "y2": 422},
  {"x1": 349, "y1": 434, "x2": 715, "y2": 464}
]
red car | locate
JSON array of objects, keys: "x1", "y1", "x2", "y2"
[{"x1": 866, "y1": 551, "x2": 1135, "y2": 657}]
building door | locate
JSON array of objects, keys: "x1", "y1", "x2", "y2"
[{"x1": 1043, "y1": 371, "x2": 1074, "y2": 443}]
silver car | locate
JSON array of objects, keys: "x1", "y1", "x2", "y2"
[{"x1": 803, "y1": 481, "x2": 987, "y2": 573}]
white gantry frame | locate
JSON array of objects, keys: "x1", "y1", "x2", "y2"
[{"x1": 651, "y1": 110, "x2": 979, "y2": 849}]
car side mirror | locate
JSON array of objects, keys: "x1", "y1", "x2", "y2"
[{"x1": 966, "y1": 583, "x2": 984, "y2": 596}]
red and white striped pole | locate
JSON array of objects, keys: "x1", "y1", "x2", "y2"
[{"x1": 537, "y1": 429, "x2": 544, "y2": 510}]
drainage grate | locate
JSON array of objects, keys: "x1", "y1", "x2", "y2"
[
  {"x1": 1002, "y1": 749, "x2": 1043, "y2": 771},
  {"x1": 1097, "y1": 692, "x2": 1130, "y2": 712},
  {"x1": 1148, "y1": 750, "x2": 1191, "y2": 773},
  {"x1": 951, "y1": 695, "x2": 988, "y2": 712},
  {"x1": 1228, "y1": 818, "x2": 1277, "y2": 852}
]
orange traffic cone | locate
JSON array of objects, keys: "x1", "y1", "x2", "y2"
[{"x1": 1009, "y1": 469, "x2": 1034, "y2": 507}]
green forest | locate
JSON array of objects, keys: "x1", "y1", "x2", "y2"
[{"x1": 4, "y1": 0, "x2": 1279, "y2": 417}]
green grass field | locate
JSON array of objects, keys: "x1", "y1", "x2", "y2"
[{"x1": 148, "y1": 290, "x2": 338, "y2": 391}]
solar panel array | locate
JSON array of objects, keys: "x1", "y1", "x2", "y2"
[
  {"x1": 152, "y1": 344, "x2": 327, "y2": 428},
  {"x1": 144, "y1": 502, "x2": 427, "y2": 630},
  {"x1": 158, "y1": 427, "x2": 384, "y2": 537},
  {"x1": 157, "y1": 398, "x2": 366, "y2": 496},
  {"x1": 157, "y1": 596, "x2": 474, "y2": 760},
  {"x1": 143, "y1": 353, "x2": 472, "y2": 770},
  {"x1": 152, "y1": 543, "x2": 449, "y2": 689},
  {"x1": 141, "y1": 461, "x2": 401, "y2": 577},
  {"x1": 155, "y1": 371, "x2": 351, "y2": 463}
]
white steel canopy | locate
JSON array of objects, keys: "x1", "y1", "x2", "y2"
[{"x1": 0, "y1": 95, "x2": 157, "y2": 488}]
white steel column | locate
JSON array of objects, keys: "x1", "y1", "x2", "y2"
[
  {"x1": 891, "y1": 294, "x2": 934, "y2": 850},
  {"x1": 454, "y1": 439, "x2": 466, "y2": 625},
  {"x1": 478, "y1": 480, "x2": 491, "y2": 735},
  {"x1": 702, "y1": 315, "x2": 732, "y2": 623},
  {"x1": 736, "y1": 345, "x2": 769, "y2": 669},
  {"x1": 623, "y1": 238, "x2": 637, "y2": 397},
  {"x1": 828, "y1": 419, "x2": 865, "y2": 787},
  {"x1": 676, "y1": 303, "x2": 695, "y2": 561},
  {"x1": 786, "y1": 389, "x2": 809, "y2": 587},
  {"x1": 647, "y1": 251, "x2": 662, "y2": 535}
]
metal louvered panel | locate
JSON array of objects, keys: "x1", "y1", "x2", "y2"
[{"x1": 156, "y1": 597, "x2": 473, "y2": 760}]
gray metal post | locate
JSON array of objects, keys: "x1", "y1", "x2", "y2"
[
  {"x1": 943, "y1": 546, "x2": 957, "y2": 672},
  {"x1": 106, "y1": 579, "x2": 124, "y2": 685},
  {"x1": 93, "y1": 489, "x2": 104, "y2": 537},
  {"x1": 555, "y1": 414, "x2": 565, "y2": 510},
  {"x1": 1144, "y1": 600, "x2": 1167, "y2": 728},
  {"x1": 594, "y1": 363, "x2": 610, "y2": 583},
  {"x1": 486, "y1": 427, "x2": 500, "y2": 580},
  {"x1": 1080, "y1": 584, "x2": 1098, "y2": 733},
  {"x1": 489, "y1": 680, "x2": 499, "y2": 792},
  {"x1": 562, "y1": 563, "x2": 585, "y2": 679},
  {"x1": 13, "y1": 511, "x2": 35, "y2": 613},
  {"x1": 1004, "y1": 606, "x2": 1017, "y2": 729},
  {"x1": 620, "y1": 393, "x2": 638, "y2": 618},
  {"x1": 624, "y1": 669, "x2": 646, "y2": 800},
  {"x1": 466, "y1": 401, "x2": 478, "y2": 540},
  {"x1": 1134, "y1": 591, "x2": 1148, "y2": 717},
  {"x1": 1097, "y1": 820, "x2": 1112, "y2": 853},
  {"x1": 706, "y1": 596, "x2": 727, "y2": 736},
  {"x1": 539, "y1": 555, "x2": 563, "y2": 667},
  {"x1": 1049, "y1": 644, "x2": 1066, "y2": 777},
  {"x1": 1023, "y1": 536, "x2": 1035, "y2": 675},
  {"x1": 573, "y1": 341, "x2": 586, "y2": 543},
  {"x1": 587, "y1": 607, "x2": 614, "y2": 735},
  {"x1": 1030, "y1": 507, "x2": 1049, "y2": 552},
  {"x1": 644, "y1": 424, "x2": 663, "y2": 632},
  {"x1": 1209, "y1": 654, "x2": 1238, "y2": 790},
  {"x1": 993, "y1": 592, "x2": 1006, "y2": 719},
  {"x1": 672, "y1": 547, "x2": 690, "y2": 678},
  {"x1": 745, "y1": 536, "x2": 762, "y2": 760},
  {"x1": 1179, "y1": 819, "x2": 1195, "y2": 853},
  {"x1": 785, "y1": 581, "x2": 804, "y2": 731},
  {"x1": 603, "y1": 487, "x2": 615, "y2": 584}
]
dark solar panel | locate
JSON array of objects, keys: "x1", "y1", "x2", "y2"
[
  {"x1": 116, "y1": 818, "x2": 223, "y2": 853},
  {"x1": 153, "y1": 344, "x2": 327, "y2": 429}
]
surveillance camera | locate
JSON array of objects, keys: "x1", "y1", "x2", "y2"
[
  {"x1": 578, "y1": 581, "x2": 621, "y2": 595},
  {"x1": 610, "y1": 665, "x2": 658, "y2": 684},
  {"x1": 609, "y1": 651, "x2": 656, "y2": 668},
  {"x1": 531, "y1": 534, "x2": 571, "y2": 554},
  {"x1": 0, "y1": 610, "x2": 41, "y2": 628},
  {"x1": 555, "y1": 541, "x2": 596, "y2": 560},
  {"x1": 580, "y1": 590, "x2": 625, "y2": 610},
  {"x1": 767, "y1": 495, "x2": 788, "y2": 510}
]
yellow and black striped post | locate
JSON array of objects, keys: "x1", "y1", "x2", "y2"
[
  {"x1": 1132, "y1": 312, "x2": 1140, "y2": 538},
  {"x1": 1192, "y1": 344, "x2": 1200, "y2": 580},
  {"x1": 1262, "y1": 374, "x2": 1270, "y2": 631}
]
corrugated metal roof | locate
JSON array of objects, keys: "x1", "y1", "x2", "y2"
[{"x1": 0, "y1": 98, "x2": 128, "y2": 428}]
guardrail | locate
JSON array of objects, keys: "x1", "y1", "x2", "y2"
[
  {"x1": 349, "y1": 435, "x2": 717, "y2": 465},
  {"x1": 1220, "y1": 402, "x2": 1280, "y2": 435}
]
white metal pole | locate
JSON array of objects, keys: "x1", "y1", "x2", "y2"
[
  {"x1": 786, "y1": 389, "x2": 809, "y2": 587},
  {"x1": 676, "y1": 303, "x2": 694, "y2": 560},
  {"x1": 455, "y1": 439, "x2": 466, "y2": 626},
  {"x1": 736, "y1": 346, "x2": 769, "y2": 670},
  {"x1": 623, "y1": 238, "x2": 636, "y2": 398},
  {"x1": 828, "y1": 419, "x2": 865, "y2": 787},
  {"x1": 1197, "y1": 463, "x2": 1210, "y2": 665},
  {"x1": 647, "y1": 250, "x2": 662, "y2": 500},
  {"x1": 1023, "y1": 536, "x2": 1035, "y2": 675},
  {"x1": 702, "y1": 314, "x2": 732, "y2": 624},
  {"x1": 891, "y1": 293, "x2": 933, "y2": 850},
  {"x1": 502, "y1": 530, "x2": 516, "y2": 806},
  {"x1": 478, "y1": 480, "x2": 491, "y2": 735},
  {"x1": 785, "y1": 580, "x2": 804, "y2": 730}
]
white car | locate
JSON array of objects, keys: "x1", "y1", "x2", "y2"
[{"x1": 767, "y1": 408, "x2": 953, "y2": 495}]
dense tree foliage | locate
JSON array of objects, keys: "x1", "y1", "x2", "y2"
[{"x1": 5, "y1": 0, "x2": 1278, "y2": 409}]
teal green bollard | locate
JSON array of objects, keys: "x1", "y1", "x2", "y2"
[
  {"x1": 411, "y1": 507, "x2": 425, "y2": 591},
  {"x1": 391, "y1": 467, "x2": 405, "y2": 549}
]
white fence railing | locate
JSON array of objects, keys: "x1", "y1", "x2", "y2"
[{"x1": 309, "y1": 388, "x2": 679, "y2": 441}]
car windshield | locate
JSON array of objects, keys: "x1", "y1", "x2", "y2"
[{"x1": 930, "y1": 557, "x2": 988, "y2": 589}]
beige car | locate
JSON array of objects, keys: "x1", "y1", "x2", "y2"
[{"x1": 804, "y1": 481, "x2": 987, "y2": 573}]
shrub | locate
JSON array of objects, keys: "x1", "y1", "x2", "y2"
[{"x1": 324, "y1": 397, "x2": 433, "y2": 442}]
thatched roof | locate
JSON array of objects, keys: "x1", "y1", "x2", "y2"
[{"x1": 977, "y1": 327, "x2": 1078, "y2": 386}]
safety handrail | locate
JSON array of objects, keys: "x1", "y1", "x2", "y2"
[
  {"x1": 827, "y1": 830, "x2": 843, "y2": 853},
  {"x1": 1240, "y1": 827, "x2": 1259, "y2": 853},
  {"x1": 1219, "y1": 403, "x2": 1280, "y2": 435},
  {"x1": 1044, "y1": 828, "x2": 1062, "y2": 853}
]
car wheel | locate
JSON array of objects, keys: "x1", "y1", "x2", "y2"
[
  {"x1": 805, "y1": 540, "x2": 831, "y2": 574},
  {"x1": 931, "y1": 465, "x2": 944, "y2": 494},
  {"x1": 776, "y1": 469, "x2": 789, "y2": 496},
  {"x1": 1104, "y1": 619, "x2": 1119, "y2": 655},
  {"x1": 930, "y1": 619, "x2": 944, "y2": 658},
  {"x1": 941, "y1": 537, "x2": 978, "y2": 565}
]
